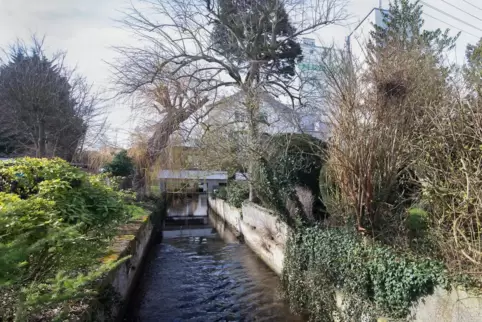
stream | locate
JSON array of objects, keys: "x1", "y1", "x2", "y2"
[{"x1": 124, "y1": 194, "x2": 302, "y2": 322}]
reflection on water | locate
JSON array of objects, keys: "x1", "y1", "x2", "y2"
[
  {"x1": 168, "y1": 194, "x2": 208, "y2": 217},
  {"x1": 125, "y1": 209, "x2": 302, "y2": 322}
]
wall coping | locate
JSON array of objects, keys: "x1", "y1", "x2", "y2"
[{"x1": 81, "y1": 213, "x2": 155, "y2": 321}]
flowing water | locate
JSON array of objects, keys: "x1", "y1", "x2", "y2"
[{"x1": 125, "y1": 194, "x2": 303, "y2": 322}]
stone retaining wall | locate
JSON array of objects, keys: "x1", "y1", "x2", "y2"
[{"x1": 208, "y1": 197, "x2": 482, "y2": 322}]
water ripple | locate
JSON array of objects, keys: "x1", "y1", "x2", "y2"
[{"x1": 125, "y1": 235, "x2": 303, "y2": 322}]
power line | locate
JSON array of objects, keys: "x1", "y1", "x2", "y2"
[
  {"x1": 421, "y1": 1, "x2": 482, "y2": 33},
  {"x1": 423, "y1": 12, "x2": 481, "y2": 39},
  {"x1": 462, "y1": 0, "x2": 482, "y2": 12},
  {"x1": 439, "y1": 0, "x2": 482, "y2": 23}
]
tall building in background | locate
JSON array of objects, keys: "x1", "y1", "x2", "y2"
[
  {"x1": 347, "y1": 8, "x2": 389, "y2": 63},
  {"x1": 298, "y1": 38, "x2": 337, "y2": 140},
  {"x1": 295, "y1": 7, "x2": 389, "y2": 140}
]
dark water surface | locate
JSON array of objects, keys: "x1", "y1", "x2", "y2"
[{"x1": 125, "y1": 206, "x2": 302, "y2": 322}]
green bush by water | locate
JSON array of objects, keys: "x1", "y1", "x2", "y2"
[
  {"x1": 226, "y1": 181, "x2": 249, "y2": 208},
  {"x1": 282, "y1": 226, "x2": 448, "y2": 321},
  {"x1": 256, "y1": 134, "x2": 327, "y2": 224},
  {"x1": 215, "y1": 186, "x2": 228, "y2": 200},
  {"x1": 266, "y1": 133, "x2": 326, "y2": 196},
  {"x1": 0, "y1": 158, "x2": 137, "y2": 321},
  {"x1": 212, "y1": 182, "x2": 249, "y2": 208}
]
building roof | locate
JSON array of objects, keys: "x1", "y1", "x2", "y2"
[
  {"x1": 235, "y1": 172, "x2": 248, "y2": 181},
  {"x1": 158, "y1": 169, "x2": 228, "y2": 180}
]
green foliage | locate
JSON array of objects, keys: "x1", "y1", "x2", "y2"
[
  {"x1": 256, "y1": 157, "x2": 297, "y2": 222},
  {"x1": 369, "y1": 0, "x2": 458, "y2": 59},
  {"x1": 104, "y1": 150, "x2": 134, "y2": 177},
  {"x1": 16, "y1": 257, "x2": 129, "y2": 322},
  {"x1": 267, "y1": 133, "x2": 325, "y2": 195},
  {"x1": 127, "y1": 204, "x2": 149, "y2": 220},
  {"x1": 0, "y1": 157, "x2": 135, "y2": 321},
  {"x1": 215, "y1": 186, "x2": 228, "y2": 200},
  {"x1": 226, "y1": 181, "x2": 249, "y2": 208},
  {"x1": 211, "y1": 0, "x2": 302, "y2": 78},
  {"x1": 465, "y1": 38, "x2": 482, "y2": 95},
  {"x1": 406, "y1": 207, "x2": 428, "y2": 234},
  {"x1": 282, "y1": 226, "x2": 447, "y2": 321},
  {"x1": 255, "y1": 134, "x2": 326, "y2": 224}
]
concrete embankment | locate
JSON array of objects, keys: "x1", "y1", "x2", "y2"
[
  {"x1": 80, "y1": 209, "x2": 163, "y2": 321},
  {"x1": 105, "y1": 216, "x2": 156, "y2": 320},
  {"x1": 208, "y1": 197, "x2": 287, "y2": 275},
  {"x1": 208, "y1": 197, "x2": 482, "y2": 322}
]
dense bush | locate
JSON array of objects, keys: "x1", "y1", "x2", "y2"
[
  {"x1": 226, "y1": 181, "x2": 249, "y2": 208},
  {"x1": 319, "y1": 0, "x2": 482, "y2": 276},
  {"x1": 282, "y1": 226, "x2": 447, "y2": 321},
  {"x1": 103, "y1": 149, "x2": 134, "y2": 177},
  {"x1": 255, "y1": 134, "x2": 326, "y2": 225},
  {"x1": 266, "y1": 133, "x2": 326, "y2": 196},
  {"x1": 0, "y1": 158, "x2": 135, "y2": 321},
  {"x1": 215, "y1": 186, "x2": 228, "y2": 200}
]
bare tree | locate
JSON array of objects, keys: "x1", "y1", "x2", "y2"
[
  {"x1": 70, "y1": 76, "x2": 107, "y2": 161},
  {"x1": 112, "y1": 0, "x2": 346, "y2": 199}
]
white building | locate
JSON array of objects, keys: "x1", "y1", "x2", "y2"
[
  {"x1": 347, "y1": 8, "x2": 389, "y2": 64},
  {"x1": 298, "y1": 37, "x2": 344, "y2": 139},
  {"x1": 204, "y1": 90, "x2": 324, "y2": 139},
  {"x1": 158, "y1": 169, "x2": 228, "y2": 193},
  {"x1": 294, "y1": 7, "x2": 389, "y2": 139}
]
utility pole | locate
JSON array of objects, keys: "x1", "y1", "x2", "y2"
[{"x1": 346, "y1": 8, "x2": 377, "y2": 61}]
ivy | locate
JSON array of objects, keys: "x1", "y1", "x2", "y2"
[
  {"x1": 213, "y1": 181, "x2": 249, "y2": 208},
  {"x1": 282, "y1": 226, "x2": 448, "y2": 321},
  {"x1": 226, "y1": 181, "x2": 249, "y2": 208}
]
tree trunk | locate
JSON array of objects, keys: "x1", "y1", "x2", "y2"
[
  {"x1": 247, "y1": 87, "x2": 260, "y2": 202},
  {"x1": 248, "y1": 158, "x2": 257, "y2": 202},
  {"x1": 245, "y1": 61, "x2": 262, "y2": 202},
  {"x1": 38, "y1": 118, "x2": 46, "y2": 158},
  {"x1": 133, "y1": 166, "x2": 147, "y2": 200}
]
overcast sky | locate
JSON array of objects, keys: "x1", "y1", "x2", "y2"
[{"x1": 0, "y1": 0, "x2": 480, "y2": 146}]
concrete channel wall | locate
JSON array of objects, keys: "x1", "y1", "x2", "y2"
[
  {"x1": 109, "y1": 217, "x2": 154, "y2": 320},
  {"x1": 208, "y1": 197, "x2": 482, "y2": 322},
  {"x1": 208, "y1": 197, "x2": 287, "y2": 275},
  {"x1": 82, "y1": 215, "x2": 156, "y2": 321}
]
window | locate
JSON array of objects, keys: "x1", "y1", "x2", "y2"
[
  {"x1": 303, "y1": 38, "x2": 315, "y2": 47},
  {"x1": 234, "y1": 111, "x2": 245, "y2": 122},
  {"x1": 259, "y1": 112, "x2": 268, "y2": 124}
]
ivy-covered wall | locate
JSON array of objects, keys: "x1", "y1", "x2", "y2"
[
  {"x1": 281, "y1": 226, "x2": 448, "y2": 321},
  {"x1": 209, "y1": 196, "x2": 482, "y2": 322}
]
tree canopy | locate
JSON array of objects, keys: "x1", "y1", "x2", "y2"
[
  {"x1": 211, "y1": 0, "x2": 303, "y2": 79},
  {"x1": 104, "y1": 150, "x2": 135, "y2": 177},
  {"x1": 0, "y1": 39, "x2": 96, "y2": 161},
  {"x1": 465, "y1": 38, "x2": 482, "y2": 96},
  {"x1": 368, "y1": 0, "x2": 458, "y2": 62}
]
